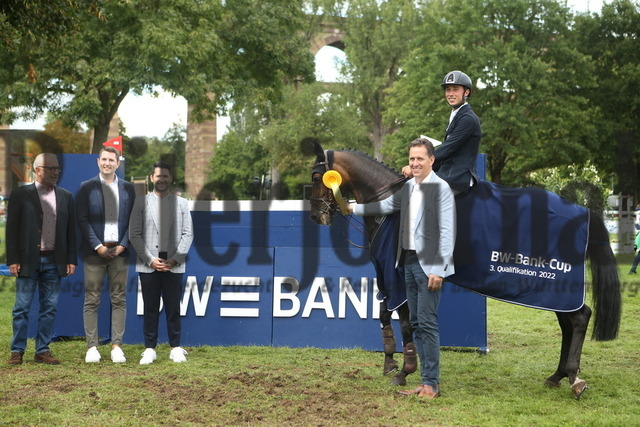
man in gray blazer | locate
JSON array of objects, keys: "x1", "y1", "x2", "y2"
[
  {"x1": 129, "y1": 161, "x2": 193, "y2": 365},
  {"x1": 76, "y1": 146, "x2": 136, "y2": 363},
  {"x1": 6, "y1": 153, "x2": 77, "y2": 365},
  {"x1": 349, "y1": 138, "x2": 456, "y2": 399}
]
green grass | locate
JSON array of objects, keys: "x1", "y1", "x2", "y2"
[{"x1": 1, "y1": 247, "x2": 639, "y2": 425}]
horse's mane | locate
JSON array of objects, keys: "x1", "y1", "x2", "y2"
[{"x1": 336, "y1": 149, "x2": 403, "y2": 178}]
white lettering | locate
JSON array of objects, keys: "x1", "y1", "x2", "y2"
[
  {"x1": 273, "y1": 276, "x2": 301, "y2": 317},
  {"x1": 182, "y1": 276, "x2": 213, "y2": 316},
  {"x1": 302, "y1": 277, "x2": 335, "y2": 318},
  {"x1": 338, "y1": 277, "x2": 368, "y2": 319}
]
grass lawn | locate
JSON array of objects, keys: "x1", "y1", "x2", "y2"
[{"x1": 1, "y1": 223, "x2": 639, "y2": 425}]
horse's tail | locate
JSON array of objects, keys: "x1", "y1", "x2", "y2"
[{"x1": 587, "y1": 211, "x2": 622, "y2": 341}]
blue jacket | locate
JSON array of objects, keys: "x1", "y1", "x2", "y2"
[
  {"x1": 434, "y1": 103, "x2": 481, "y2": 193},
  {"x1": 76, "y1": 175, "x2": 136, "y2": 256}
]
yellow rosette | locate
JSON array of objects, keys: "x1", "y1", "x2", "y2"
[{"x1": 322, "y1": 170, "x2": 349, "y2": 215}]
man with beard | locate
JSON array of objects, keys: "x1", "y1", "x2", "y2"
[{"x1": 129, "y1": 161, "x2": 193, "y2": 364}]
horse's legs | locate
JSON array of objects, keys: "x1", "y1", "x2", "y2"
[
  {"x1": 379, "y1": 301, "x2": 399, "y2": 375},
  {"x1": 546, "y1": 305, "x2": 592, "y2": 399},
  {"x1": 390, "y1": 303, "x2": 417, "y2": 386}
]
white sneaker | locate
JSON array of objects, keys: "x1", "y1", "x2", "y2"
[
  {"x1": 85, "y1": 346, "x2": 101, "y2": 363},
  {"x1": 169, "y1": 347, "x2": 188, "y2": 363},
  {"x1": 139, "y1": 348, "x2": 157, "y2": 365},
  {"x1": 111, "y1": 346, "x2": 126, "y2": 363}
]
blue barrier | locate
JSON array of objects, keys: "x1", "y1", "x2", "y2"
[{"x1": 16, "y1": 154, "x2": 487, "y2": 351}]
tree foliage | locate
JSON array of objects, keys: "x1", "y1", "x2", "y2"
[
  {"x1": 217, "y1": 82, "x2": 369, "y2": 199},
  {"x1": 332, "y1": 0, "x2": 421, "y2": 160},
  {"x1": 574, "y1": 0, "x2": 640, "y2": 195},
  {"x1": 386, "y1": 0, "x2": 599, "y2": 185},
  {"x1": 125, "y1": 124, "x2": 186, "y2": 190},
  {"x1": 2, "y1": 0, "x2": 315, "y2": 153}
]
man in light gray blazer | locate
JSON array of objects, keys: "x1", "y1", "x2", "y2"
[
  {"x1": 348, "y1": 137, "x2": 456, "y2": 399},
  {"x1": 129, "y1": 161, "x2": 193, "y2": 365}
]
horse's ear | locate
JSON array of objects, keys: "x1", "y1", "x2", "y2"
[{"x1": 300, "y1": 137, "x2": 324, "y2": 159}]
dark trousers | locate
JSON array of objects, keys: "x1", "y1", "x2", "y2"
[{"x1": 139, "y1": 271, "x2": 183, "y2": 348}]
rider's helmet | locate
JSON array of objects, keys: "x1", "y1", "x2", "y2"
[{"x1": 441, "y1": 70, "x2": 473, "y2": 97}]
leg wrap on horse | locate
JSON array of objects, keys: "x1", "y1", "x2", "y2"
[
  {"x1": 402, "y1": 342, "x2": 417, "y2": 374},
  {"x1": 381, "y1": 325, "x2": 399, "y2": 375},
  {"x1": 382, "y1": 325, "x2": 396, "y2": 355}
]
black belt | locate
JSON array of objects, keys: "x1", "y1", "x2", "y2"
[
  {"x1": 404, "y1": 249, "x2": 417, "y2": 255},
  {"x1": 39, "y1": 250, "x2": 54, "y2": 256},
  {"x1": 103, "y1": 242, "x2": 118, "y2": 248}
]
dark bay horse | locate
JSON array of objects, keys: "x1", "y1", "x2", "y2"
[{"x1": 306, "y1": 138, "x2": 622, "y2": 399}]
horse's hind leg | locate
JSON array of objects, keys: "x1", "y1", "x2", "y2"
[
  {"x1": 546, "y1": 306, "x2": 592, "y2": 399},
  {"x1": 391, "y1": 303, "x2": 416, "y2": 386},
  {"x1": 380, "y1": 302, "x2": 399, "y2": 375}
]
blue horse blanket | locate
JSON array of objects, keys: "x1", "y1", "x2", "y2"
[
  {"x1": 449, "y1": 181, "x2": 588, "y2": 312},
  {"x1": 367, "y1": 181, "x2": 588, "y2": 312},
  {"x1": 368, "y1": 212, "x2": 406, "y2": 311}
]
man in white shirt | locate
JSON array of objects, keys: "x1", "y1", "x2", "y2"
[
  {"x1": 77, "y1": 147, "x2": 136, "y2": 363},
  {"x1": 349, "y1": 138, "x2": 456, "y2": 398}
]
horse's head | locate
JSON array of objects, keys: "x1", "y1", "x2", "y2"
[
  {"x1": 304, "y1": 137, "x2": 405, "y2": 226},
  {"x1": 306, "y1": 138, "x2": 340, "y2": 226}
]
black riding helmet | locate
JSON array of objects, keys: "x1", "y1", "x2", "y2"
[{"x1": 441, "y1": 70, "x2": 473, "y2": 97}]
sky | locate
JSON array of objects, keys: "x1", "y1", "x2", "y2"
[{"x1": 10, "y1": 0, "x2": 605, "y2": 140}]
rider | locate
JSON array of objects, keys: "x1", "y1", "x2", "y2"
[{"x1": 403, "y1": 70, "x2": 482, "y2": 195}]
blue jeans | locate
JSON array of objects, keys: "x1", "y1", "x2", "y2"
[
  {"x1": 11, "y1": 255, "x2": 61, "y2": 354},
  {"x1": 404, "y1": 252, "x2": 442, "y2": 387}
]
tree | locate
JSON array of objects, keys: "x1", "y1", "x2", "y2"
[
  {"x1": 3, "y1": 0, "x2": 315, "y2": 153},
  {"x1": 386, "y1": 0, "x2": 599, "y2": 185},
  {"x1": 574, "y1": 0, "x2": 640, "y2": 197},
  {"x1": 42, "y1": 119, "x2": 91, "y2": 154},
  {"x1": 0, "y1": 0, "x2": 89, "y2": 124},
  {"x1": 215, "y1": 82, "x2": 370, "y2": 199},
  {"x1": 125, "y1": 124, "x2": 187, "y2": 190},
  {"x1": 208, "y1": 130, "x2": 269, "y2": 200},
  {"x1": 333, "y1": 0, "x2": 421, "y2": 160}
]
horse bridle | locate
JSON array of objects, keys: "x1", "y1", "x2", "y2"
[
  {"x1": 310, "y1": 150, "x2": 339, "y2": 216},
  {"x1": 310, "y1": 149, "x2": 407, "y2": 215}
]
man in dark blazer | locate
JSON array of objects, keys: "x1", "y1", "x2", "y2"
[
  {"x1": 76, "y1": 146, "x2": 135, "y2": 363},
  {"x1": 6, "y1": 153, "x2": 77, "y2": 365},
  {"x1": 401, "y1": 71, "x2": 481, "y2": 194},
  {"x1": 434, "y1": 70, "x2": 482, "y2": 194}
]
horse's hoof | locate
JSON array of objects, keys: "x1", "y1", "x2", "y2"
[
  {"x1": 571, "y1": 379, "x2": 589, "y2": 399},
  {"x1": 390, "y1": 372, "x2": 407, "y2": 386},
  {"x1": 544, "y1": 378, "x2": 561, "y2": 388},
  {"x1": 383, "y1": 360, "x2": 399, "y2": 376}
]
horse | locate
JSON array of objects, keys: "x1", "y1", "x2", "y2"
[{"x1": 305, "y1": 138, "x2": 622, "y2": 399}]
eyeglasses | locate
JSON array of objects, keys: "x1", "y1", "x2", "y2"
[{"x1": 36, "y1": 166, "x2": 62, "y2": 172}]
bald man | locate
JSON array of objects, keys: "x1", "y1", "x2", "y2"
[{"x1": 6, "y1": 153, "x2": 77, "y2": 365}]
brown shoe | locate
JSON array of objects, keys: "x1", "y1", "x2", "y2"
[
  {"x1": 398, "y1": 384, "x2": 424, "y2": 396},
  {"x1": 417, "y1": 384, "x2": 441, "y2": 399},
  {"x1": 8, "y1": 352, "x2": 23, "y2": 366},
  {"x1": 34, "y1": 351, "x2": 60, "y2": 365}
]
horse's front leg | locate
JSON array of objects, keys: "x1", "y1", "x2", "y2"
[
  {"x1": 380, "y1": 302, "x2": 399, "y2": 376},
  {"x1": 390, "y1": 303, "x2": 416, "y2": 386},
  {"x1": 546, "y1": 306, "x2": 592, "y2": 399}
]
